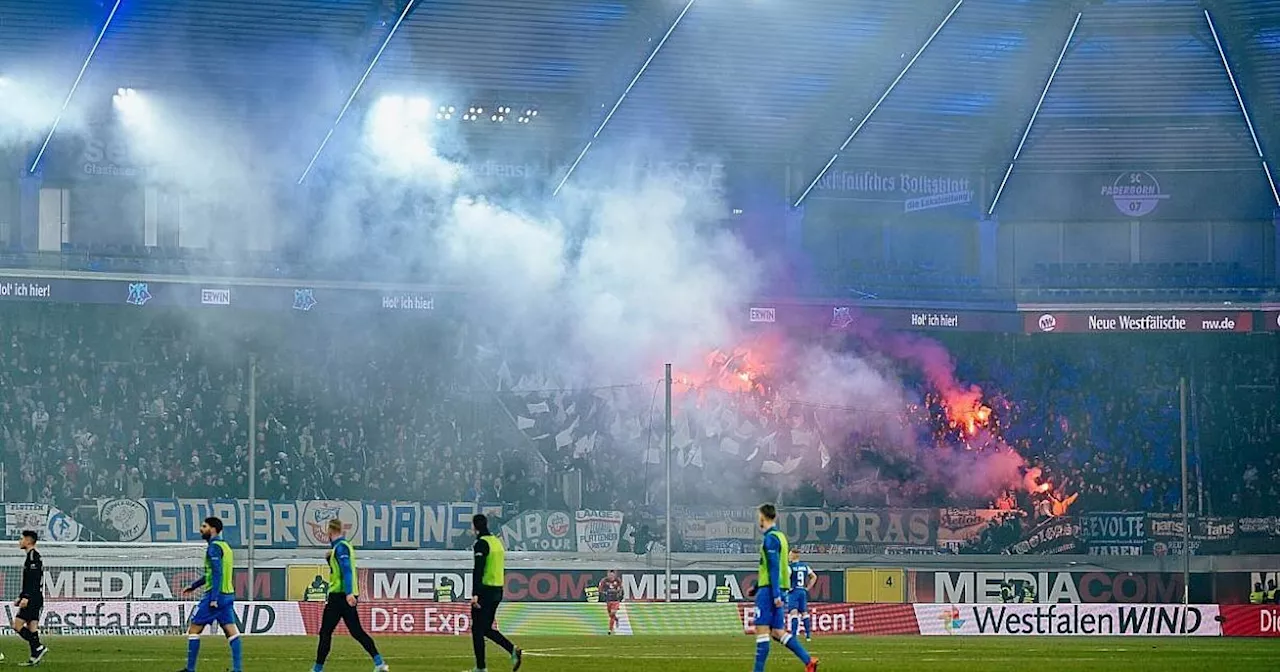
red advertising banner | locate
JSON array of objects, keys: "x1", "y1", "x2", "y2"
[
  {"x1": 736, "y1": 603, "x2": 919, "y2": 635},
  {"x1": 1218, "y1": 605, "x2": 1280, "y2": 637},
  {"x1": 1025, "y1": 311, "x2": 1253, "y2": 334},
  {"x1": 299, "y1": 601, "x2": 472, "y2": 636}
]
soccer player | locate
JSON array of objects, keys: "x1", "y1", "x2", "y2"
[
  {"x1": 313, "y1": 518, "x2": 388, "y2": 672},
  {"x1": 752, "y1": 504, "x2": 817, "y2": 672},
  {"x1": 470, "y1": 514, "x2": 523, "y2": 672},
  {"x1": 598, "y1": 570, "x2": 624, "y2": 635},
  {"x1": 787, "y1": 549, "x2": 816, "y2": 642},
  {"x1": 179, "y1": 517, "x2": 243, "y2": 672},
  {"x1": 13, "y1": 530, "x2": 48, "y2": 667}
]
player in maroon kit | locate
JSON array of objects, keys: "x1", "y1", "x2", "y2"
[{"x1": 599, "y1": 570, "x2": 624, "y2": 635}]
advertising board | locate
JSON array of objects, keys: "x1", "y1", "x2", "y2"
[{"x1": 914, "y1": 603, "x2": 1221, "y2": 636}]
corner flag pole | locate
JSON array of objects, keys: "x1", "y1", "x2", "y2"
[
  {"x1": 248, "y1": 354, "x2": 257, "y2": 599},
  {"x1": 664, "y1": 363, "x2": 673, "y2": 602}
]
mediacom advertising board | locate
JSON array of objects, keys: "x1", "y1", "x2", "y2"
[
  {"x1": 915, "y1": 571, "x2": 1211, "y2": 604},
  {"x1": 914, "y1": 604, "x2": 1221, "y2": 636},
  {"x1": 0, "y1": 567, "x2": 287, "y2": 601},
  {"x1": 363, "y1": 568, "x2": 844, "y2": 603}
]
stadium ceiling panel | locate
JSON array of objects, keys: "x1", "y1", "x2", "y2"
[
  {"x1": 93, "y1": 0, "x2": 371, "y2": 95},
  {"x1": 1016, "y1": 0, "x2": 1261, "y2": 171},
  {"x1": 1219, "y1": 0, "x2": 1280, "y2": 132},
  {"x1": 374, "y1": 0, "x2": 638, "y2": 96},
  {"x1": 595, "y1": 0, "x2": 960, "y2": 162},
  {"x1": 0, "y1": 0, "x2": 104, "y2": 69},
  {"x1": 833, "y1": 0, "x2": 1064, "y2": 171}
]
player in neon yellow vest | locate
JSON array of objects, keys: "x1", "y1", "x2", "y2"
[
  {"x1": 179, "y1": 517, "x2": 243, "y2": 672},
  {"x1": 752, "y1": 504, "x2": 817, "y2": 672},
  {"x1": 469, "y1": 513, "x2": 523, "y2": 672},
  {"x1": 313, "y1": 519, "x2": 388, "y2": 672}
]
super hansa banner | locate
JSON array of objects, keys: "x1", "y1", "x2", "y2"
[{"x1": 93, "y1": 499, "x2": 503, "y2": 550}]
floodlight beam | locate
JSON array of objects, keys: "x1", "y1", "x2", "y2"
[
  {"x1": 297, "y1": 0, "x2": 418, "y2": 185},
  {"x1": 1205, "y1": 9, "x2": 1280, "y2": 207},
  {"x1": 988, "y1": 12, "x2": 1081, "y2": 216},
  {"x1": 553, "y1": 0, "x2": 696, "y2": 197},
  {"x1": 28, "y1": 0, "x2": 123, "y2": 175},
  {"x1": 792, "y1": 0, "x2": 964, "y2": 208}
]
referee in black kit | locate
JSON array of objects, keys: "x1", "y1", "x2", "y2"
[
  {"x1": 13, "y1": 530, "x2": 49, "y2": 667},
  {"x1": 470, "y1": 514, "x2": 523, "y2": 672}
]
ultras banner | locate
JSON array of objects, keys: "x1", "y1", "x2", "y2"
[{"x1": 914, "y1": 603, "x2": 1222, "y2": 636}]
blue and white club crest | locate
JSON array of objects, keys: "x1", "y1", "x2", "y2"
[
  {"x1": 127, "y1": 282, "x2": 152, "y2": 306},
  {"x1": 293, "y1": 288, "x2": 317, "y2": 311}
]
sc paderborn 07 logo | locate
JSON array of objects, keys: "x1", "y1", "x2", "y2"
[{"x1": 1102, "y1": 171, "x2": 1169, "y2": 217}]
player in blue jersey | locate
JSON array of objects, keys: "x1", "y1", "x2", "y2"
[
  {"x1": 178, "y1": 517, "x2": 243, "y2": 672},
  {"x1": 752, "y1": 504, "x2": 818, "y2": 672},
  {"x1": 787, "y1": 549, "x2": 816, "y2": 641}
]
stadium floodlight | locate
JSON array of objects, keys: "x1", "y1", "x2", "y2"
[
  {"x1": 1205, "y1": 9, "x2": 1280, "y2": 207},
  {"x1": 988, "y1": 12, "x2": 1082, "y2": 216},
  {"x1": 366, "y1": 94, "x2": 450, "y2": 175},
  {"x1": 297, "y1": 0, "x2": 419, "y2": 184},
  {"x1": 112, "y1": 87, "x2": 137, "y2": 107},
  {"x1": 553, "y1": 0, "x2": 697, "y2": 196},
  {"x1": 791, "y1": 0, "x2": 964, "y2": 208},
  {"x1": 29, "y1": 0, "x2": 123, "y2": 174}
]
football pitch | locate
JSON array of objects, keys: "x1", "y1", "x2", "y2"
[{"x1": 2, "y1": 635, "x2": 1277, "y2": 671}]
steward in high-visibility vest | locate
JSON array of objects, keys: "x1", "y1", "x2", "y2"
[
  {"x1": 1020, "y1": 580, "x2": 1037, "y2": 604},
  {"x1": 1000, "y1": 580, "x2": 1016, "y2": 604},
  {"x1": 1250, "y1": 582, "x2": 1266, "y2": 604},
  {"x1": 471, "y1": 514, "x2": 523, "y2": 671}
]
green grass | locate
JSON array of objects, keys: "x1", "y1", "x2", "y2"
[{"x1": 3, "y1": 635, "x2": 1278, "y2": 671}]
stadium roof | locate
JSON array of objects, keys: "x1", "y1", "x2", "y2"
[{"x1": 1, "y1": 0, "x2": 1278, "y2": 187}]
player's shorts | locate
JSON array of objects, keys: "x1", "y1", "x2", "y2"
[
  {"x1": 754, "y1": 589, "x2": 786, "y2": 630},
  {"x1": 191, "y1": 597, "x2": 237, "y2": 627},
  {"x1": 15, "y1": 599, "x2": 43, "y2": 623},
  {"x1": 606, "y1": 601, "x2": 620, "y2": 614},
  {"x1": 787, "y1": 590, "x2": 808, "y2": 613}
]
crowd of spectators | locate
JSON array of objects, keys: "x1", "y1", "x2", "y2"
[
  {"x1": 950, "y1": 333, "x2": 1279, "y2": 518},
  {"x1": 1, "y1": 303, "x2": 1277, "y2": 526},
  {"x1": 0, "y1": 304, "x2": 541, "y2": 512}
]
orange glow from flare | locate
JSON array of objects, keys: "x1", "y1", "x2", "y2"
[
  {"x1": 945, "y1": 392, "x2": 993, "y2": 438},
  {"x1": 673, "y1": 345, "x2": 774, "y2": 396}
]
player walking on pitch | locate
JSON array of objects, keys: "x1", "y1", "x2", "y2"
[
  {"x1": 178, "y1": 517, "x2": 243, "y2": 672},
  {"x1": 468, "y1": 514, "x2": 523, "y2": 672},
  {"x1": 788, "y1": 549, "x2": 816, "y2": 642},
  {"x1": 599, "y1": 570, "x2": 624, "y2": 635},
  {"x1": 753, "y1": 504, "x2": 818, "y2": 672},
  {"x1": 313, "y1": 519, "x2": 388, "y2": 672},
  {"x1": 11, "y1": 530, "x2": 48, "y2": 667}
]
